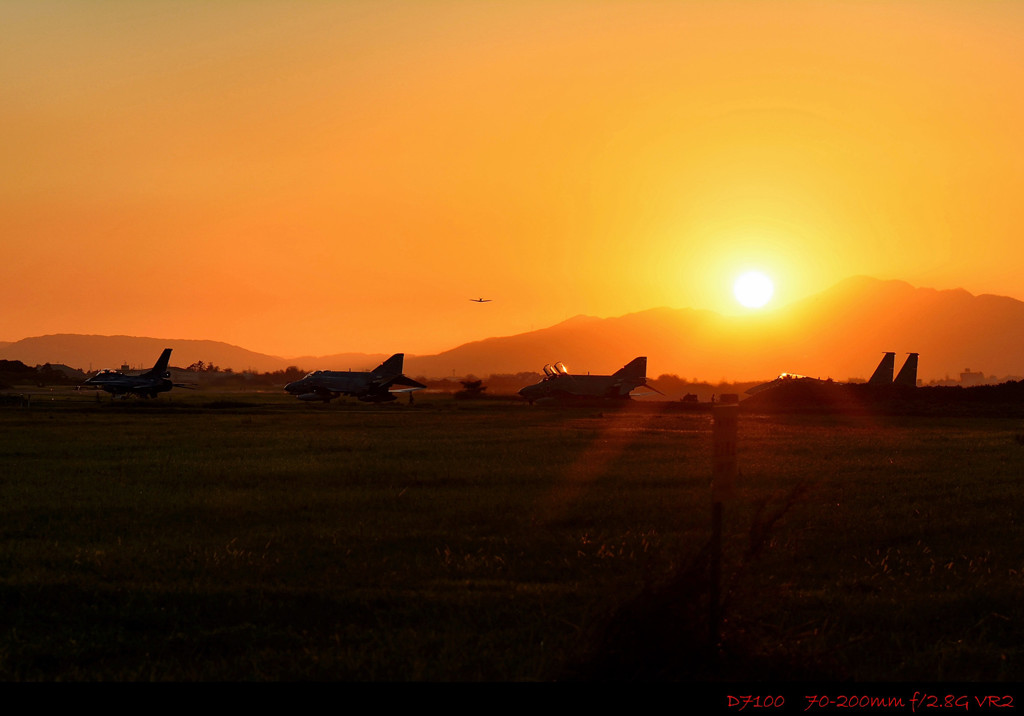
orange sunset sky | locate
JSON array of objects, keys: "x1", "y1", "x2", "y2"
[{"x1": 3, "y1": 1, "x2": 1023, "y2": 358}]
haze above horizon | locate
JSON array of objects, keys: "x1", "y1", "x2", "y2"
[{"x1": 4, "y1": 2, "x2": 1023, "y2": 358}]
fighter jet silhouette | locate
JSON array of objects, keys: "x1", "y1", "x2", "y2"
[
  {"x1": 81, "y1": 348, "x2": 186, "y2": 398},
  {"x1": 284, "y1": 353, "x2": 426, "y2": 403},
  {"x1": 470, "y1": 298, "x2": 492, "y2": 303},
  {"x1": 518, "y1": 357, "x2": 658, "y2": 404},
  {"x1": 747, "y1": 352, "x2": 919, "y2": 394}
]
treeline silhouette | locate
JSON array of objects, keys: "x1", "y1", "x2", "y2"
[
  {"x1": 0, "y1": 360, "x2": 81, "y2": 389},
  {"x1": 178, "y1": 363, "x2": 307, "y2": 389}
]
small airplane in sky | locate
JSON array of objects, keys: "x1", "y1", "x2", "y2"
[
  {"x1": 518, "y1": 356, "x2": 659, "y2": 404},
  {"x1": 470, "y1": 298, "x2": 492, "y2": 303},
  {"x1": 284, "y1": 353, "x2": 426, "y2": 403},
  {"x1": 81, "y1": 348, "x2": 182, "y2": 398}
]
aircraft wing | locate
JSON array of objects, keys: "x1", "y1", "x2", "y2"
[
  {"x1": 389, "y1": 375, "x2": 427, "y2": 389},
  {"x1": 636, "y1": 382, "x2": 664, "y2": 395},
  {"x1": 610, "y1": 378, "x2": 657, "y2": 396}
]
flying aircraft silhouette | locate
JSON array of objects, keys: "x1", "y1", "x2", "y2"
[
  {"x1": 284, "y1": 353, "x2": 426, "y2": 403},
  {"x1": 470, "y1": 298, "x2": 492, "y2": 303},
  {"x1": 81, "y1": 348, "x2": 186, "y2": 398},
  {"x1": 518, "y1": 356, "x2": 658, "y2": 404}
]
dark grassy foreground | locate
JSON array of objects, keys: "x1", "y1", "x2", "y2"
[{"x1": 1, "y1": 391, "x2": 1023, "y2": 681}]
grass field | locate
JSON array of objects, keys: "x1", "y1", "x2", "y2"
[{"x1": 1, "y1": 389, "x2": 1023, "y2": 680}]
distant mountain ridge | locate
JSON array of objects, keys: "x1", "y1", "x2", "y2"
[
  {"x1": 0, "y1": 335, "x2": 288, "y2": 374},
  {"x1": 3, "y1": 277, "x2": 1024, "y2": 382},
  {"x1": 402, "y1": 277, "x2": 1024, "y2": 381},
  {"x1": 0, "y1": 334, "x2": 389, "y2": 376}
]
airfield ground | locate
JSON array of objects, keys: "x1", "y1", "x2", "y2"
[{"x1": 1, "y1": 389, "x2": 1023, "y2": 680}]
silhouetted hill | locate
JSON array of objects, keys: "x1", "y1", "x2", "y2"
[
  {"x1": 4, "y1": 278, "x2": 1024, "y2": 382},
  {"x1": 0, "y1": 335, "x2": 289, "y2": 374},
  {"x1": 774, "y1": 277, "x2": 1024, "y2": 382},
  {"x1": 405, "y1": 277, "x2": 1024, "y2": 382},
  {"x1": 284, "y1": 353, "x2": 390, "y2": 372},
  {"x1": 403, "y1": 308, "x2": 724, "y2": 379},
  {"x1": 0, "y1": 334, "x2": 392, "y2": 375}
]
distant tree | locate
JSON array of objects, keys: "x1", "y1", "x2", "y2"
[
  {"x1": 482, "y1": 372, "x2": 543, "y2": 395},
  {"x1": 454, "y1": 379, "x2": 487, "y2": 399},
  {"x1": 186, "y1": 360, "x2": 221, "y2": 373},
  {"x1": 0, "y1": 359, "x2": 37, "y2": 386},
  {"x1": 0, "y1": 359, "x2": 33, "y2": 375},
  {"x1": 35, "y1": 363, "x2": 75, "y2": 386},
  {"x1": 650, "y1": 374, "x2": 689, "y2": 394},
  {"x1": 282, "y1": 366, "x2": 305, "y2": 381}
]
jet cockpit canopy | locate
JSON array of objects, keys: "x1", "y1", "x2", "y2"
[{"x1": 543, "y1": 362, "x2": 570, "y2": 379}]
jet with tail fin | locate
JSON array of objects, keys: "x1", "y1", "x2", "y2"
[
  {"x1": 868, "y1": 351, "x2": 919, "y2": 387},
  {"x1": 284, "y1": 353, "x2": 426, "y2": 403},
  {"x1": 81, "y1": 348, "x2": 181, "y2": 398},
  {"x1": 747, "y1": 352, "x2": 919, "y2": 394},
  {"x1": 518, "y1": 356, "x2": 658, "y2": 404},
  {"x1": 894, "y1": 353, "x2": 919, "y2": 387}
]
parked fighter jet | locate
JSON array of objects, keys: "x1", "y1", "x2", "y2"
[
  {"x1": 284, "y1": 353, "x2": 426, "y2": 403},
  {"x1": 518, "y1": 356, "x2": 658, "y2": 404},
  {"x1": 867, "y1": 352, "x2": 897, "y2": 384},
  {"x1": 747, "y1": 352, "x2": 919, "y2": 394},
  {"x1": 894, "y1": 353, "x2": 919, "y2": 387},
  {"x1": 864, "y1": 351, "x2": 919, "y2": 386},
  {"x1": 81, "y1": 348, "x2": 178, "y2": 398}
]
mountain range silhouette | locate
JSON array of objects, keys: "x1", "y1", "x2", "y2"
[{"x1": 2, "y1": 277, "x2": 1022, "y2": 382}]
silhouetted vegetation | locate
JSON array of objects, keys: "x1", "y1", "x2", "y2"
[
  {"x1": 186, "y1": 360, "x2": 223, "y2": 373},
  {"x1": 454, "y1": 379, "x2": 487, "y2": 399},
  {"x1": 648, "y1": 374, "x2": 762, "y2": 402},
  {"x1": 407, "y1": 372, "x2": 541, "y2": 396},
  {"x1": 742, "y1": 379, "x2": 1024, "y2": 417},
  {"x1": 167, "y1": 365, "x2": 307, "y2": 390},
  {"x1": 0, "y1": 360, "x2": 81, "y2": 387}
]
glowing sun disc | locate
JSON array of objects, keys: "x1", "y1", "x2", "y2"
[{"x1": 733, "y1": 271, "x2": 774, "y2": 308}]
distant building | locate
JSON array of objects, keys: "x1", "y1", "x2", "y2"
[{"x1": 960, "y1": 368, "x2": 985, "y2": 386}]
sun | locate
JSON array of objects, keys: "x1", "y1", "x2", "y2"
[{"x1": 733, "y1": 271, "x2": 774, "y2": 308}]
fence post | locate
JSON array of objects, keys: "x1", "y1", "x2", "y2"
[{"x1": 710, "y1": 394, "x2": 738, "y2": 648}]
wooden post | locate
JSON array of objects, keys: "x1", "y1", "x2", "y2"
[{"x1": 710, "y1": 394, "x2": 738, "y2": 648}]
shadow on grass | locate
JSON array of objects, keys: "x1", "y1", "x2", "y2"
[{"x1": 556, "y1": 482, "x2": 839, "y2": 680}]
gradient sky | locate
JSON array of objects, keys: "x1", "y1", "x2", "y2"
[{"x1": 4, "y1": 1, "x2": 1023, "y2": 358}]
